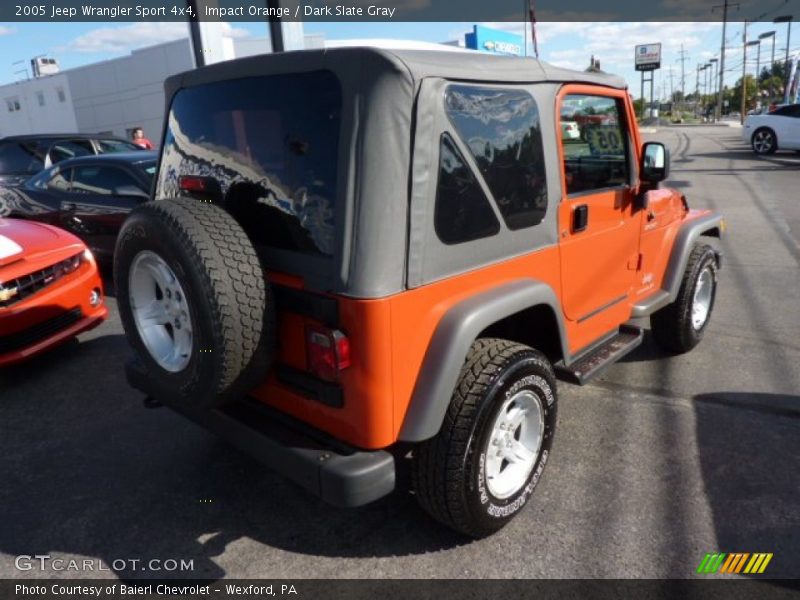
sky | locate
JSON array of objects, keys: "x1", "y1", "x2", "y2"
[{"x1": 0, "y1": 20, "x2": 797, "y2": 100}]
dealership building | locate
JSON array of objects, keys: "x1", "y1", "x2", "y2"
[{"x1": 0, "y1": 24, "x2": 523, "y2": 142}]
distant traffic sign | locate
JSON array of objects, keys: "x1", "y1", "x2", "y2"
[{"x1": 635, "y1": 43, "x2": 661, "y2": 71}]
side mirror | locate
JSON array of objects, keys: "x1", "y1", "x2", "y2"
[{"x1": 640, "y1": 141, "x2": 670, "y2": 185}]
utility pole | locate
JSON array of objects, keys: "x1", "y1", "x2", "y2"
[
  {"x1": 712, "y1": 0, "x2": 739, "y2": 122},
  {"x1": 668, "y1": 67, "x2": 675, "y2": 104},
  {"x1": 741, "y1": 22, "x2": 748, "y2": 123},
  {"x1": 676, "y1": 44, "x2": 689, "y2": 110},
  {"x1": 696, "y1": 63, "x2": 702, "y2": 116}
]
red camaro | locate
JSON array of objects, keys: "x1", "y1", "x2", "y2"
[{"x1": 0, "y1": 218, "x2": 107, "y2": 366}]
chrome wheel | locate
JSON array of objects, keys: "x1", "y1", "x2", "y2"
[
  {"x1": 484, "y1": 389, "x2": 545, "y2": 500},
  {"x1": 692, "y1": 266, "x2": 714, "y2": 330},
  {"x1": 753, "y1": 130, "x2": 774, "y2": 154},
  {"x1": 129, "y1": 250, "x2": 193, "y2": 372}
]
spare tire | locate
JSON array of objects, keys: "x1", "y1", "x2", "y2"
[{"x1": 114, "y1": 197, "x2": 275, "y2": 409}]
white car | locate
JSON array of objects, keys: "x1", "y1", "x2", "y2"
[
  {"x1": 742, "y1": 104, "x2": 800, "y2": 155},
  {"x1": 561, "y1": 120, "x2": 581, "y2": 141}
]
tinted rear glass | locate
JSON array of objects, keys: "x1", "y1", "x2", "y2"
[
  {"x1": 445, "y1": 85, "x2": 548, "y2": 230},
  {"x1": 0, "y1": 141, "x2": 46, "y2": 174},
  {"x1": 158, "y1": 71, "x2": 342, "y2": 257}
]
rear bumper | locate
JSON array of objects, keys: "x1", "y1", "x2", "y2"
[{"x1": 125, "y1": 359, "x2": 396, "y2": 508}]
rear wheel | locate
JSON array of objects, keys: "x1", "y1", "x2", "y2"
[
  {"x1": 752, "y1": 128, "x2": 777, "y2": 155},
  {"x1": 114, "y1": 197, "x2": 275, "y2": 409},
  {"x1": 412, "y1": 339, "x2": 557, "y2": 538},
  {"x1": 651, "y1": 243, "x2": 718, "y2": 354}
]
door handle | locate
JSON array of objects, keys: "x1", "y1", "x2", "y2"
[
  {"x1": 572, "y1": 204, "x2": 589, "y2": 233},
  {"x1": 62, "y1": 202, "x2": 77, "y2": 211}
]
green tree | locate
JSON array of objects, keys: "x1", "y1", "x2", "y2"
[{"x1": 730, "y1": 75, "x2": 758, "y2": 113}]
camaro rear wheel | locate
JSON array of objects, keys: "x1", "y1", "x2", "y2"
[
  {"x1": 114, "y1": 197, "x2": 275, "y2": 409},
  {"x1": 651, "y1": 243, "x2": 718, "y2": 354},
  {"x1": 412, "y1": 338, "x2": 557, "y2": 538},
  {"x1": 752, "y1": 128, "x2": 777, "y2": 155}
]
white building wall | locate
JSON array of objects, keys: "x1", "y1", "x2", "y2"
[
  {"x1": 69, "y1": 38, "x2": 194, "y2": 143},
  {"x1": 0, "y1": 72, "x2": 78, "y2": 137},
  {"x1": 0, "y1": 27, "x2": 324, "y2": 144}
]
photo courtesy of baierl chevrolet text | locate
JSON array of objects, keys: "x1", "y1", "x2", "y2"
[{"x1": 0, "y1": 0, "x2": 799, "y2": 598}]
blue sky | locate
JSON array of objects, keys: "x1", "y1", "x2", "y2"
[{"x1": 0, "y1": 21, "x2": 797, "y2": 99}]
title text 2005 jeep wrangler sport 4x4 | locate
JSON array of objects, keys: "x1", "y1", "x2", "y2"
[{"x1": 116, "y1": 48, "x2": 723, "y2": 537}]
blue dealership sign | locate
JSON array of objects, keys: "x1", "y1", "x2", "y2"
[{"x1": 465, "y1": 25, "x2": 524, "y2": 57}]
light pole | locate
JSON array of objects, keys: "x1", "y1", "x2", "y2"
[
  {"x1": 709, "y1": 58, "x2": 719, "y2": 119},
  {"x1": 774, "y1": 15, "x2": 793, "y2": 88},
  {"x1": 744, "y1": 40, "x2": 759, "y2": 116},
  {"x1": 759, "y1": 30, "x2": 776, "y2": 67},
  {"x1": 752, "y1": 40, "x2": 762, "y2": 101},
  {"x1": 703, "y1": 63, "x2": 711, "y2": 116}
]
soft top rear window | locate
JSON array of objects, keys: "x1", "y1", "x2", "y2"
[{"x1": 157, "y1": 70, "x2": 342, "y2": 257}]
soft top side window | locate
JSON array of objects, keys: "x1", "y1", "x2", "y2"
[
  {"x1": 434, "y1": 133, "x2": 500, "y2": 245},
  {"x1": 444, "y1": 85, "x2": 548, "y2": 230}
]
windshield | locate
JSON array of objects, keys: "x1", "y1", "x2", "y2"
[{"x1": 0, "y1": 141, "x2": 46, "y2": 174}]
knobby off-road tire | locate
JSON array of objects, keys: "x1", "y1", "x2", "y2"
[
  {"x1": 412, "y1": 339, "x2": 558, "y2": 538},
  {"x1": 651, "y1": 243, "x2": 718, "y2": 354},
  {"x1": 114, "y1": 197, "x2": 275, "y2": 409}
]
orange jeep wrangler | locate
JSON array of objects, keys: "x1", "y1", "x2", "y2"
[{"x1": 116, "y1": 48, "x2": 724, "y2": 537}]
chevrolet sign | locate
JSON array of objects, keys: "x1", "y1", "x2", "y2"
[
  {"x1": 635, "y1": 43, "x2": 661, "y2": 71},
  {"x1": 484, "y1": 40, "x2": 522, "y2": 56}
]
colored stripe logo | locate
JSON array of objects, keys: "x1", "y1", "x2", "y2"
[{"x1": 697, "y1": 553, "x2": 773, "y2": 574}]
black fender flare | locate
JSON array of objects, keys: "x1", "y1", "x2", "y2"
[{"x1": 398, "y1": 279, "x2": 568, "y2": 442}]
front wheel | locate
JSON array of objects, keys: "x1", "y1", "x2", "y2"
[
  {"x1": 651, "y1": 243, "x2": 718, "y2": 354},
  {"x1": 752, "y1": 128, "x2": 777, "y2": 155},
  {"x1": 412, "y1": 339, "x2": 557, "y2": 538}
]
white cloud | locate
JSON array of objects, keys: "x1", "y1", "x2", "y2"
[
  {"x1": 64, "y1": 22, "x2": 249, "y2": 54},
  {"x1": 0, "y1": 26, "x2": 15, "y2": 36}
]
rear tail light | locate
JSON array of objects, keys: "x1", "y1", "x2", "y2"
[
  {"x1": 306, "y1": 325, "x2": 351, "y2": 382},
  {"x1": 179, "y1": 175, "x2": 211, "y2": 193}
]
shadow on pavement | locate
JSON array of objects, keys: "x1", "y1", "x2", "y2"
[
  {"x1": 0, "y1": 333, "x2": 465, "y2": 581},
  {"x1": 693, "y1": 392, "x2": 800, "y2": 578}
]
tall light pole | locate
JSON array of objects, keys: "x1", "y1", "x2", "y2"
[
  {"x1": 759, "y1": 31, "x2": 776, "y2": 99},
  {"x1": 709, "y1": 58, "x2": 719, "y2": 119},
  {"x1": 774, "y1": 15, "x2": 793, "y2": 87},
  {"x1": 743, "y1": 38, "x2": 759, "y2": 118},
  {"x1": 712, "y1": 0, "x2": 739, "y2": 122},
  {"x1": 752, "y1": 39, "x2": 762, "y2": 101},
  {"x1": 759, "y1": 30, "x2": 776, "y2": 67},
  {"x1": 704, "y1": 63, "x2": 712, "y2": 116}
]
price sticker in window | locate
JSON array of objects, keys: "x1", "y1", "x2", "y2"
[{"x1": 585, "y1": 126, "x2": 625, "y2": 155}]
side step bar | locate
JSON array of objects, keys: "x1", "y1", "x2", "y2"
[
  {"x1": 125, "y1": 359, "x2": 395, "y2": 508},
  {"x1": 554, "y1": 325, "x2": 643, "y2": 385}
]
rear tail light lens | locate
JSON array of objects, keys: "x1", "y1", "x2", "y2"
[
  {"x1": 179, "y1": 175, "x2": 210, "y2": 193},
  {"x1": 306, "y1": 326, "x2": 351, "y2": 382}
]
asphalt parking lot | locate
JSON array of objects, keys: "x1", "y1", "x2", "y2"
[{"x1": 1, "y1": 126, "x2": 798, "y2": 580}]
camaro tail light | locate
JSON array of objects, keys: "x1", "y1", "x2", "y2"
[{"x1": 306, "y1": 325, "x2": 351, "y2": 382}]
